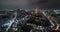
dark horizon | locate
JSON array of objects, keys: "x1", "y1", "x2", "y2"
[{"x1": 0, "y1": 0, "x2": 60, "y2": 9}]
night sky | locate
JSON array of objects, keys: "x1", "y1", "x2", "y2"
[
  {"x1": 36, "y1": 0, "x2": 60, "y2": 9},
  {"x1": 0, "y1": 0, "x2": 60, "y2": 9}
]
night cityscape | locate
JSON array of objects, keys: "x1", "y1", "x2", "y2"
[{"x1": 0, "y1": 0, "x2": 60, "y2": 32}]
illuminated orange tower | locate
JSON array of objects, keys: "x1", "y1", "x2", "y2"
[{"x1": 34, "y1": 8, "x2": 39, "y2": 18}]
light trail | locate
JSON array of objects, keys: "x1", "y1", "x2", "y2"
[
  {"x1": 42, "y1": 12, "x2": 55, "y2": 26},
  {"x1": 5, "y1": 19, "x2": 15, "y2": 32},
  {"x1": 41, "y1": 11, "x2": 59, "y2": 30},
  {"x1": 5, "y1": 11, "x2": 18, "y2": 32}
]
